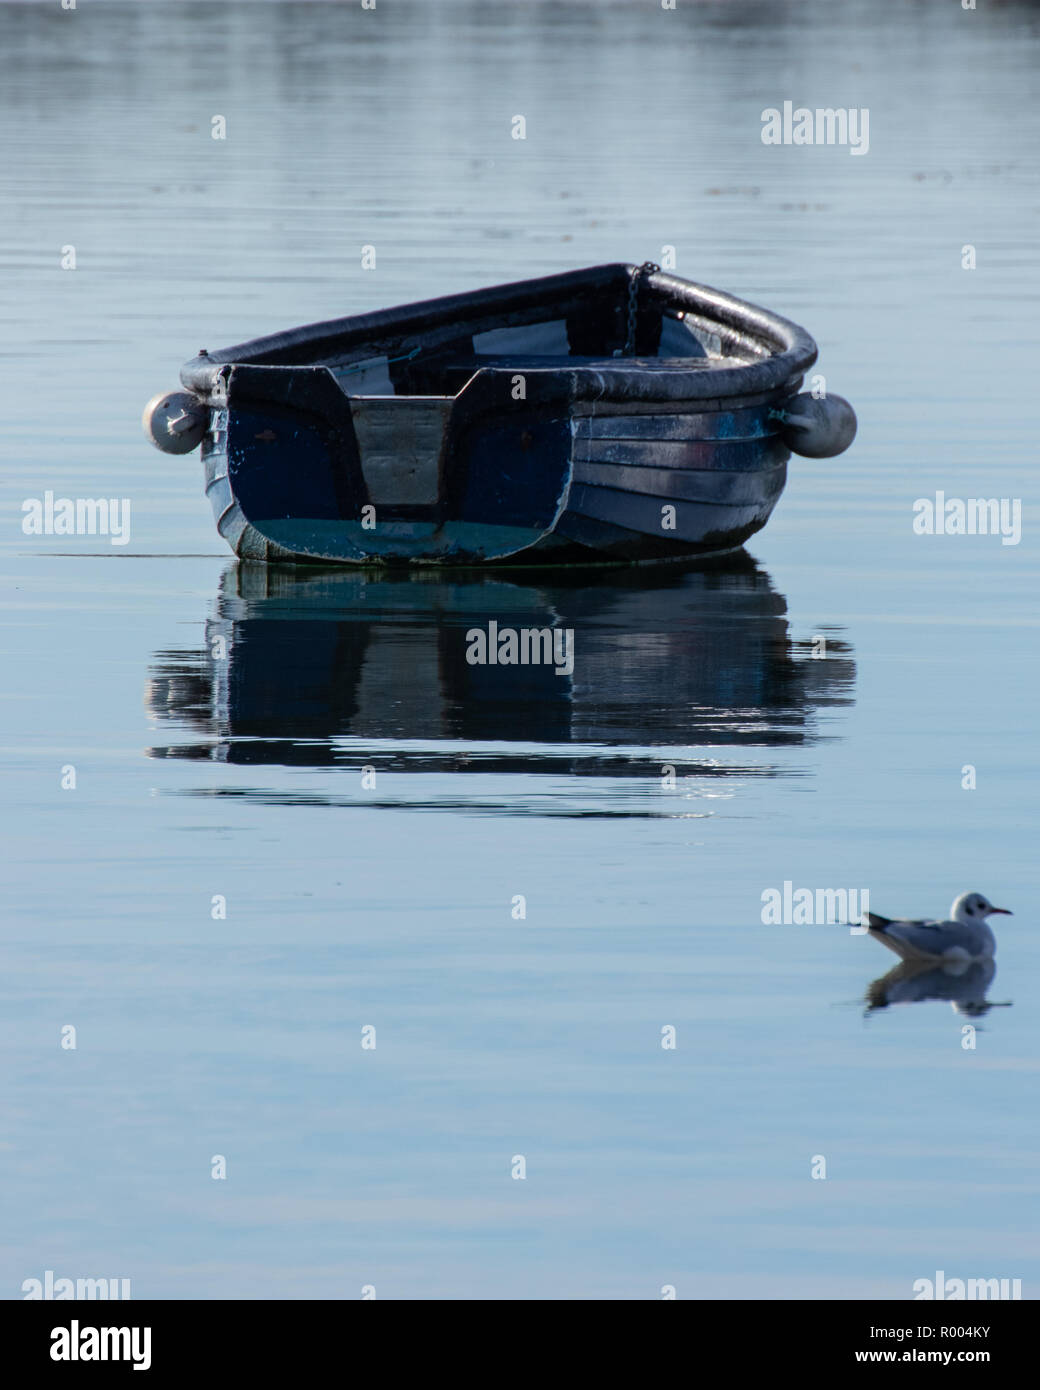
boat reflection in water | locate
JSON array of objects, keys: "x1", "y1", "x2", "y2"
[{"x1": 146, "y1": 556, "x2": 855, "y2": 815}]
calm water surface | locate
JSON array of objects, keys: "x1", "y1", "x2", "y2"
[{"x1": 1, "y1": 0, "x2": 1038, "y2": 1298}]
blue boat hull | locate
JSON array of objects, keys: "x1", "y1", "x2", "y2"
[
  {"x1": 203, "y1": 371, "x2": 790, "y2": 566},
  {"x1": 146, "y1": 264, "x2": 855, "y2": 566}
]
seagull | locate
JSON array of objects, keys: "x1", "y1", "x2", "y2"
[{"x1": 864, "y1": 892, "x2": 1012, "y2": 963}]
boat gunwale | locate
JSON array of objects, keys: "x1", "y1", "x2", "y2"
[{"x1": 180, "y1": 264, "x2": 818, "y2": 405}]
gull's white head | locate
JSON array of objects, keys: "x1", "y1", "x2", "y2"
[{"x1": 952, "y1": 892, "x2": 1012, "y2": 924}]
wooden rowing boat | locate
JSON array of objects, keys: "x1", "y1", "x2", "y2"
[{"x1": 143, "y1": 263, "x2": 856, "y2": 566}]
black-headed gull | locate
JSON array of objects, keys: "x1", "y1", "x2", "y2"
[{"x1": 865, "y1": 892, "x2": 1012, "y2": 963}]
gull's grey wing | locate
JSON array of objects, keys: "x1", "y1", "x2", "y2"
[
  {"x1": 878, "y1": 916, "x2": 986, "y2": 959},
  {"x1": 867, "y1": 913, "x2": 946, "y2": 931}
]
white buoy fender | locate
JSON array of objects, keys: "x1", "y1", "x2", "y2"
[
  {"x1": 777, "y1": 392, "x2": 857, "y2": 459},
  {"x1": 142, "y1": 390, "x2": 208, "y2": 455}
]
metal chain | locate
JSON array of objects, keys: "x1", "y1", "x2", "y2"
[{"x1": 615, "y1": 261, "x2": 661, "y2": 357}]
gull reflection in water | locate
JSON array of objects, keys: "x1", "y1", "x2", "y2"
[{"x1": 864, "y1": 958, "x2": 1013, "y2": 1020}]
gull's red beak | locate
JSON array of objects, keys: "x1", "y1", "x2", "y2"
[{"x1": 991, "y1": 907, "x2": 1012, "y2": 915}]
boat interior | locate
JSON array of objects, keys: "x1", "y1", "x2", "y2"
[
  {"x1": 326, "y1": 309, "x2": 732, "y2": 396},
  {"x1": 211, "y1": 267, "x2": 783, "y2": 401}
]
